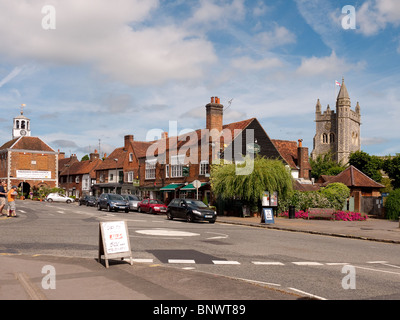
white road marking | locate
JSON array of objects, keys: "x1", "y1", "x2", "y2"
[
  {"x1": 292, "y1": 262, "x2": 323, "y2": 266},
  {"x1": 288, "y1": 287, "x2": 327, "y2": 300},
  {"x1": 212, "y1": 260, "x2": 240, "y2": 265},
  {"x1": 135, "y1": 229, "x2": 200, "y2": 237},
  {"x1": 252, "y1": 262, "x2": 285, "y2": 266},
  {"x1": 168, "y1": 259, "x2": 196, "y2": 264},
  {"x1": 326, "y1": 263, "x2": 350, "y2": 266},
  {"x1": 130, "y1": 258, "x2": 154, "y2": 263}
]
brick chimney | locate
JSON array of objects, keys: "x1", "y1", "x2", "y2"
[
  {"x1": 206, "y1": 96, "x2": 223, "y2": 133},
  {"x1": 90, "y1": 149, "x2": 99, "y2": 162},
  {"x1": 297, "y1": 139, "x2": 311, "y2": 180},
  {"x1": 124, "y1": 135, "x2": 134, "y2": 151}
]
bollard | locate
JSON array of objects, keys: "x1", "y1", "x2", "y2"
[{"x1": 288, "y1": 206, "x2": 295, "y2": 219}]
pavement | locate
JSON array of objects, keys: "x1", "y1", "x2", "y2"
[{"x1": 0, "y1": 214, "x2": 398, "y2": 301}]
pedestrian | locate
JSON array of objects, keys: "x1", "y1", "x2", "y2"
[
  {"x1": 7, "y1": 186, "x2": 18, "y2": 217},
  {"x1": 0, "y1": 181, "x2": 7, "y2": 215}
]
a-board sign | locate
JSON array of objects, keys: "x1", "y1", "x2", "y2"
[
  {"x1": 262, "y1": 207, "x2": 275, "y2": 224},
  {"x1": 98, "y1": 220, "x2": 133, "y2": 268}
]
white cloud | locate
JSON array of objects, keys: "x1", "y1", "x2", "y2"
[
  {"x1": 254, "y1": 25, "x2": 296, "y2": 49},
  {"x1": 231, "y1": 56, "x2": 284, "y2": 71},
  {"x1": 0, "y1": 0, "x2": 217, "y2": 86},
  {"x1": 0, "y1": 66, "x2": 24, "y2": 88},
  {"x1": 296, "y1": 51, "x2": 366, "y2": 77},
  {"x1": 357, "y1": 0, "x2": 400, "y2": 36}
]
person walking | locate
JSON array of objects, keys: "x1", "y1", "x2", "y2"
[
  {"x1": 0, "y1": 181, "x2": 7, "y2": 215},
  {"x1": 7, "y1": 186, "x2": 18, "y2": 217}
]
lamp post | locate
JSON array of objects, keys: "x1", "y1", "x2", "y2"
[{"x1": 114, "y1": 158, "x2": 118, "y2": 194}]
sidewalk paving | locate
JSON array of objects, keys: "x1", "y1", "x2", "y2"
[{"x1": 217, "y1": 215, "x2": 400, "y2": 244}]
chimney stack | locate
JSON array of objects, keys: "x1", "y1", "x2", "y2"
[
  {"x1": 206, "y1": 96, "x2": 223, "y2": 133},
  {"x1": 124, "y1": 135, "x2": 134, "y2": 151},
  {"x1": 90, "y1": 149, "x2": 99, "y2": 162}
]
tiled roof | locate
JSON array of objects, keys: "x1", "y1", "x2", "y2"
[
  {"x1": 322, "y1": 165, "x2": 384, "y2": 189},
  {"x1": 272, "y1": 139, "x2": 298, "y2": 169},
  {"x1": 96, "y1": 147, "x2": 126, "y2": 170},
  {"x1": 0, "y1": 136, "x2": 55, "y2": 152},
  {"x1": 60, "y1": 158, "x2": 102, "y2": 178}
]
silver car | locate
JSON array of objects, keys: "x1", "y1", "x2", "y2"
[{"x1": 121, "y1": 194, "x2": 141, "y2": 211}]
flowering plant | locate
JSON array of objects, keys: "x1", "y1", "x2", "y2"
[{"x1": 279, "y1": 210, "x2": 368, "y2": 221}]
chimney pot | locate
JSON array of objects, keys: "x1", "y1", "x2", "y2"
[{"x1": 211, "y1": 97, "x2": 215, "y2": 103}]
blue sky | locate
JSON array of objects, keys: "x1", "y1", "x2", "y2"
[{"x1": 0, "y1": 0, "x2": 399, "y2": 160}]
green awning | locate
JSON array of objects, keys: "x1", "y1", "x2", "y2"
[
  {"x1": 160, "y1": 183, "x2": 183, "y2": 191},
  {"x1": 180, "y1": 182, "x2": 208, "y2": 191}
]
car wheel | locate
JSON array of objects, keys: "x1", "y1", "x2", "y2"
[
  {"x1": 79, "y1": 202, "x2": 82, "y2": 206},
  {"x1": 107, "y1": 205, "x2": 112, "y2": 212},
  {"x1": 209, "y1": 220, "x2": 216, "y2": 224},
  {"x1": 47, "y1": 198, "x2": 53, "y2": 202},
  {"x1": 138, "y1": 207, "x2": 142, "y2": 213},
  {"x1": 167, "y1": 212, "x2": 173, "y2": 220},
  {"x1": 149, "y1": 208, "x2": 154, "y2": 214},
  {"x1": 186, "y1": 213, "x2": 193, "y2": 223},
  {"x1": 66, "y1": 199, "x2": 72, "y2": 204},
  {"x1": 97, "y1": 204, "x2": 101, "y2": 211},
  {"x1": 125, "y1": 208, "x2": 129, "y2": 213}
]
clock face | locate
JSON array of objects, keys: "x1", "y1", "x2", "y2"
[{"x1": 20, "y1": 129, "x2": 26, "y2": 136}]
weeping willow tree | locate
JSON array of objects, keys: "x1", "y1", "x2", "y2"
[{"x1": 210, "y1": 156, "x2": 293, "y2": 211}]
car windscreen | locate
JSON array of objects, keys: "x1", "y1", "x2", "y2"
[
  {"x1": 109, "y1": 194, "x2": 124, "y2": 200},
  {"x1": 149, "y1": 200, "x2": 163, "y2": 204},
  {"x1": 185, "y1": 200, "x2": 208, "y2": 208}
]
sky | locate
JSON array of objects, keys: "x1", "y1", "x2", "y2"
[{"x1": 0, "y1": 0, "x2": 399, "y2": 160}]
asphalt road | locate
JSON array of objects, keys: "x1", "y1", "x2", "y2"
[{"x1": 1, "y1": 200, "x2": 399, "y2": 300}]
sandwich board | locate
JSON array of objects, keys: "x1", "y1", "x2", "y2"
[{"x1": 98, "y1": 220, "x2": 133, "y2": 268}]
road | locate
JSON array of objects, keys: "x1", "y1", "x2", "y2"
[{"x1": 1, "y1": 200, "x2": 399, "y2": 300}]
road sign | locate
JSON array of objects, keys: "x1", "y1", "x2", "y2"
[
  {"x1": 98, "y1": 220, "x2": 133, "y2": 268},
  {"x1": 262, "y1": 208, "x2": 275, "y2": 224}
]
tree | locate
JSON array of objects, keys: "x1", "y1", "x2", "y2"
[
  {"x1": 385, "y1": 189, "x2": 400, "y2": 220},
  {"x1": 383, "y1": 154, "x2": 400, "y2": 189},
  {"x1": 309, "y1": 152, "x2": 346, "y2": 180},
  {"x1": 210, "y1": 156, "x2": 293, "y2": 210},
  {"x1": 349, "y1": 151, "x2": 383, "y2": 182},
  {"x1": 319, "y1": 183, "x2": 350, "y2": 211},
  {"x1": 81, "y1": 154, "x2": 89, "y2": 161}
]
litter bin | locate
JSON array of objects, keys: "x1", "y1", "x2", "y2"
[{"x1": 288, "y1": 206, "x2": 295, "y2": 219}]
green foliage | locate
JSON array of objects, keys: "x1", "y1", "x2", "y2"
[
  {"x1": 349, "y1": 151, "x2": 383, "y2": 182},
  {"x1": 278, "y1": 182, "x2": 350, "y2": 213},
  {"x1": 383, "y1": 154, "x2": 400, "y2": 189},
  {"x1": 81, "y1": 154, "x2": 89, "y2": 161},
  {"x1": 210, "y1": 156, "x2": 293, "y2": 206},
  {"x1": 278, "y1": 190, "x2": 331, "y2": 213},
  {"x1": 309, "y1": 152, "x2": 346, "y2": 180},
  {"x1": 319, "y1": 183, "x2": 350, "y2": 211},
  {"x1": 385, "y1": 189, "x2": 400, "y2": 220}
]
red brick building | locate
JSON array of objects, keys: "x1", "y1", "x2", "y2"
[
  {"x1": 0, "y1": 108, "x2": 59, "y2": 197},
  {"x1": 0, "y1": 136, "x2": 58, "y2": 197},
  {"x1": 59, "y1": 151, "x2": 102, "y2": 197}
]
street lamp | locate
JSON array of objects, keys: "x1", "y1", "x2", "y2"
[{"x1": 114, "y1": 158, "x2": 118, "y2": 194}]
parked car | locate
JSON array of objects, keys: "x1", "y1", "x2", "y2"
[
  {"x1": 97, "y1": 193, "x2": 129, "y2": 213},
  {"x1": 79, "y1": 195, "x2": 97, "y2": 207},
  {"x1": 138, "y1": 199, "x2": 167, "y2": 214},
  {"x1": 46, "y1": 193, "x2": 74, "y2": 204},
  {"x1": 121, "y1": 194, "x2": 141, "y2": 211},
  {"x1": 167, "y1": 198, "x2": 217, "y2": 223}
]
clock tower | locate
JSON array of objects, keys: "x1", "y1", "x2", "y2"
[{"x1": 12, "y1": 104, "x2": 31, "y2": 139}]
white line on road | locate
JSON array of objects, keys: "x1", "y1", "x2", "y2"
[
  {"x1": 288, "y1": 287, "x2": 327, "y2": 300},
  {"x1": 292, "y1": 262, "x2": 323, "y2": 266},
  {"x1": 252, "y1": 262, "x2": 285, "y2": 266},
  {"x1": 354, "y1": 265, "x2": 400, "y2": 276},
  {"x1": 212, "y1": 260, "x2": 241, "y2": 265},
  {"x1": 168, "y1": 259, "x2": 196, "y2": 264}
]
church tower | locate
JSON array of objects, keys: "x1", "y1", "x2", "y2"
[
  {"x1": 311, "y1": 79, "x2": 361, "y2": 165},
  {"x1": 12, "y1": 104, "x2": 31, "y2": 139}
]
